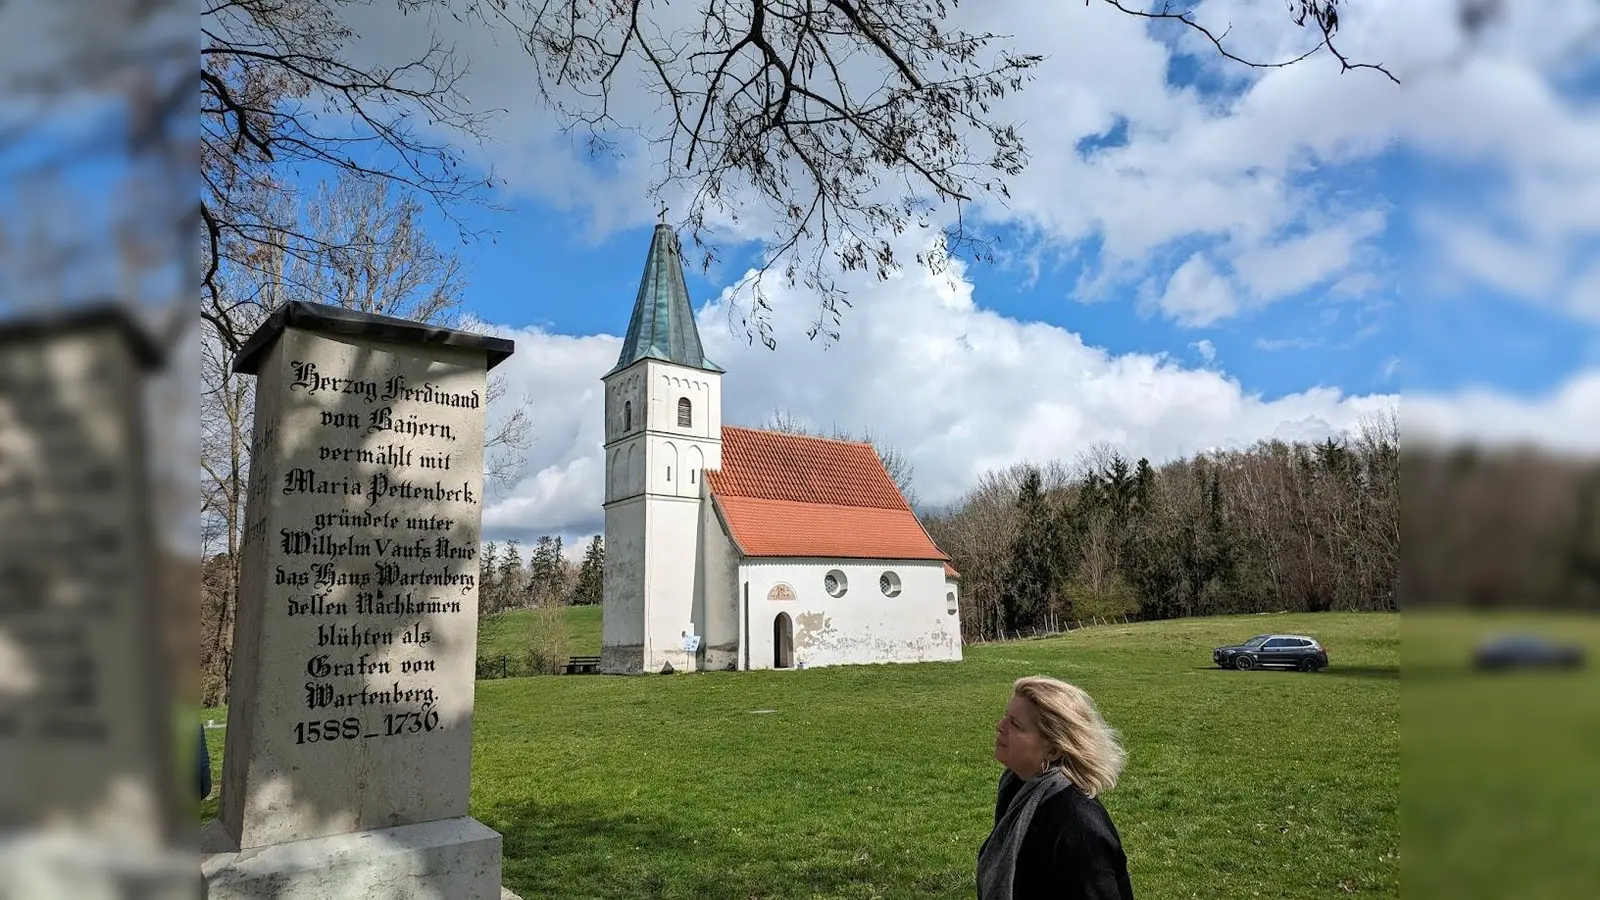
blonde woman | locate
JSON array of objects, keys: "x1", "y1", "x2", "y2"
[{"x1": 978, "y1": 676, "x2": 1134, "y2": 900}]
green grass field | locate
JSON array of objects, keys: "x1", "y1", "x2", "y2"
[
  {"x1": 477, "y1": 604, "x2": 603, "y2": 662},
  {"x1": 1403, "y1": 611, "x2": 1600, "y2": 900},
  {"x1": 203, "y1": 611, "x2": 1399, "y2": 899}
]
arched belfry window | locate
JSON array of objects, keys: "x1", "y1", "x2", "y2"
[
  {"x1": 677, "y1": 397, "x2": 692, "y2": 428},
  {"x1": 623, "y1": 400, "x2": 633, "y2": 432}
]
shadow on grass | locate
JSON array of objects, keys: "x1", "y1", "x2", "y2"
[
  {"x1": 1190, "y1": 665, "x2": 1400, "y2": 680},
  {"x1": 1402, "y1": 661, "x2": 1591, "y2": 684},
  {"x1": 1320, "y1": 665, "x2": 1401, "y2": 680},
  {"x1": 490, "y1": 798, "x2": 966, "y2": 900}
]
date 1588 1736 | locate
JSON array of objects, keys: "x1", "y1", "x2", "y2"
[{"x1": 294, "y1": 706, "x2": 441, "y2": 744}]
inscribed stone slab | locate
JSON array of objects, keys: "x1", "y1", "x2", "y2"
[
  {"x1": 219, "y1": 315, "x2": 501, "y2": 850},
  {"x1": 0, "y1": 309, "x2": 178, "y2": 848}
]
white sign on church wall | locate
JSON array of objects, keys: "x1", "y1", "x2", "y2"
[{"x1": 767, "y1": 583, "x2": 796, "y2": 602}]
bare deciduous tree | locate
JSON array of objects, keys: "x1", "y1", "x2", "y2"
[
  {"x1": 201, "y1": 0, "x2": 493, "y2": 349},
  {"x1": 761, "y1": 407, "x2": 917, "y2": 505},
  {"x1": 197, "y1": 174, "x2": 533, "y2": 703},
  {"x1": 924, "y1": 408, "x2": 1410, "y2": 639},
  {"x1": 201, "y1": 0, "x2": 1395, "y2": 350},
  {"x1": 494, "y1": 0, "x2": 1397, "y2": 345},
  {"x1": 923, "y1": 464, "x2": 1027, "y2": 641}
]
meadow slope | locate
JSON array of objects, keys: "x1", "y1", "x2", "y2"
[{"x1": 205, "y1": 611, "x2": 1400, "y2": 899}]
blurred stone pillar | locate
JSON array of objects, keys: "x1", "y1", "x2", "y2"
[{"x1": 0, "y1": 305, "x2": 195, "y2": 900}]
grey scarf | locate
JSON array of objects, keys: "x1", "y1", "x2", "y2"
[{"x1": 976, "y1": 768, "x2": 1072, "y2": 900}]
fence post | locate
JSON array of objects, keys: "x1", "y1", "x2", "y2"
[{"x1": 501, "y1": 654, "x2": 507, "y2": 679}]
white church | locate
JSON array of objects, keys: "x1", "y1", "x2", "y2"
[{"x1": 600, "y1": 222, "x2": 964, "y2": 674}]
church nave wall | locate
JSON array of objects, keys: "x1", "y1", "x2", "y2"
[{"x1": 736, "y1": 559, "x2": 962, "y2": 670}]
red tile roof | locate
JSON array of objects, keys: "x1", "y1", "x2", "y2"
[
  {"x1": 944, "y1": 563, "x2": 960, "y2": 579},
  {"x1": 707, "y1": 427, "x2": 948, "y2": 561}
]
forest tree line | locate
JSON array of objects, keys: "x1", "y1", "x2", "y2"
[
  {"x1": 1401, "y1": 443, "x2": 1600, "y2": 611},
  {"x1": 478, "y1": 534, "x2": 605, "y2": 615},
  {"x1": 922, "y1": 411, "x2": 1402, "y2": 643}
]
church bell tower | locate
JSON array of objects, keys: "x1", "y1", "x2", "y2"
[{"x1": 600, "y1": 222, "x2": 724, "y2": 674}]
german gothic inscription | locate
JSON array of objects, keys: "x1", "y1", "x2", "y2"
[
  {"x1": 273, "y1": 364, "x2": 478, "y2": 746},
  {"x1": 222, "y1": 325, "x2": 492, "y2": 850}
]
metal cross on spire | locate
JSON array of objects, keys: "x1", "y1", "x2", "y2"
[{"x1": 657, "y1": 200, "x2": 669, "y2": 223}]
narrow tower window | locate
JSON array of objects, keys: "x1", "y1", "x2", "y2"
[
  {"x1": 623, "y1": 400, "x2": 632, "y2": 431},
  {"x1": 677, "y1": 397, "x2": 692, "y2": 427}
]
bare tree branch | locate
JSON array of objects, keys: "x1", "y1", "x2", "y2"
[
  {"x1": 1098, "y1": 0, "x2": 1398, "y2": 85},
  {"x1": 201, "y1": 0, "x2": 501, "y2": 349}
]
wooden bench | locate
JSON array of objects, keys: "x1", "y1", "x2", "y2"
[{"x1": 561, "y1": 655, "x2": 602, "y2": 675}]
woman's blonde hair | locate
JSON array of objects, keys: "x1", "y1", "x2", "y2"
[{"x1": 1012, "y1": 676, "x2": 1127, "y2": 797}]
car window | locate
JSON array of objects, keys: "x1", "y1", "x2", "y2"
[
  {"x1": 1245, "y1": 636, "x2": 1270, "y2": 647},
  {"x1": 1264, "y1": 638, "x2": 1289, "y2": 648}
]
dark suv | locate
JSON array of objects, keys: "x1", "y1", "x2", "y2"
[{"x1": 1213, "y1": 634, "x2": 1328, "y2": 672}]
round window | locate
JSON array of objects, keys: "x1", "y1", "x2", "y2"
[
  {"x1": 879, "y1": 571, "x2": 902, "y2": 597},
  {"x1": 824, "y1": 569, "x2": 848, "y2": 598}
]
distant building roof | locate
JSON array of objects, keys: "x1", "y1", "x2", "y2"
[
  {"x1": 707, "y1": 426, "x2": 948, "y2": 561},
  {"x1": 607, "y1": 222, "x2": 723, "y2": 377}
]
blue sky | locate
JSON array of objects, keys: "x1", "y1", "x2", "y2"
[
  {"x1": 427, "y1": 138, "x2": 1593, "y2": 406},
  {"x1": 330, "y1": 0, "x2": 1599, "y2": 545},
  {"x1": 439, "y1": 198, "x2": 1413, "y2": 398}
]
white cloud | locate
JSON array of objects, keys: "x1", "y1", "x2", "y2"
[
  {"x1": 1191, "y1": 339, "x2": 1218, "y2": 364},
  {"x1": 976, "y1": 0, "x2": 1599, "y2": 324},
  {"x1": 1405, "y1": 372, "x2": 1600, "y2": 454},
  {"x1": 1230, "y1": 211, "x2": 1387, "y2": 301},
  {"x1": 1254, "y1": 336, "x2": 1322, "y2": 351},
  {"x1": 479, "y1": 242, "x2": 1398, "y2": 539},
  {"x1": 1563, "y1": 263, "x2": 1600, "y2": 323},
  {"x1": 1149, "y1": 254, "x2": 1238, "y2": 327},
  {"x1": 328, "y1": 0, "x2": 1599, "y2": 331},
  {"x1": 1419, "y1": 213, "x2": 1564, "y2": 299}
]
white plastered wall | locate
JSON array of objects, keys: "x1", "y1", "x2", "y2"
[
  {"x1": 700, "y1": 494, "x2": 741, "y2": 670},
  {"x1": 602, "y1": 358, "x2": 723, "y2": 674},
  {"x1": 739, "y1": 558, "x2": 963, "y2": 670}
]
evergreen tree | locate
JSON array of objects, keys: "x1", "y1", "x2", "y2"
[
  {"x1": 1104, "y1": 454, "x2": 1134, "y2": 523},
  {"x1": 497, "y1": 540, "x2": 525, "y2": 611},
  {"x1": 573, "y1": 535, "x2": 605, "y2": 606},
  {"x1": 1122, "y1": 457, "x2": 1163, "y2": 619},
  {"x1": 1201, "y1": 468, "x2": 1239, "y2": 610},
  {"x1": 1132, "y1": 458, "x2": 1155, "y2": 512},
  {"x1": 479, "y1": 541, "x2": 500, "y2": 616},
  {"x1": 1000, "y1": 467, "x2": 1063, "y2": 631},
  {"x1": 528, "y1": 535, "x2": 566, "y2": 606}
]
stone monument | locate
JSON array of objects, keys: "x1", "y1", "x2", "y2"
[
  {"x1": 0, "y1": 305, "x2": 194, "y2": 900},
  {"x1": 201, "y1": 301, "x2": 514, "y2": 900}
]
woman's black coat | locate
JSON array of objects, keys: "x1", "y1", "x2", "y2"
[{"x1": 991, "y1": 774, "x2": 1135, "y2": 900}]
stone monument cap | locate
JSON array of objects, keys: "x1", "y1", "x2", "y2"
[
  {"x1": 0, "y1": 302, "x2": 165, "y2": 369},
  {"x1": 233, "y1": 301, "x2": 515, "y2": 375}
]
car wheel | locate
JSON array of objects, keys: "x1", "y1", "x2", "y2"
[
  {"x1": 1233, "y1": 655, "x2": 1255, "y2": 671},
  {"x1": 1298, "y1": 658, "x2": 1316, "y2": 672}
]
